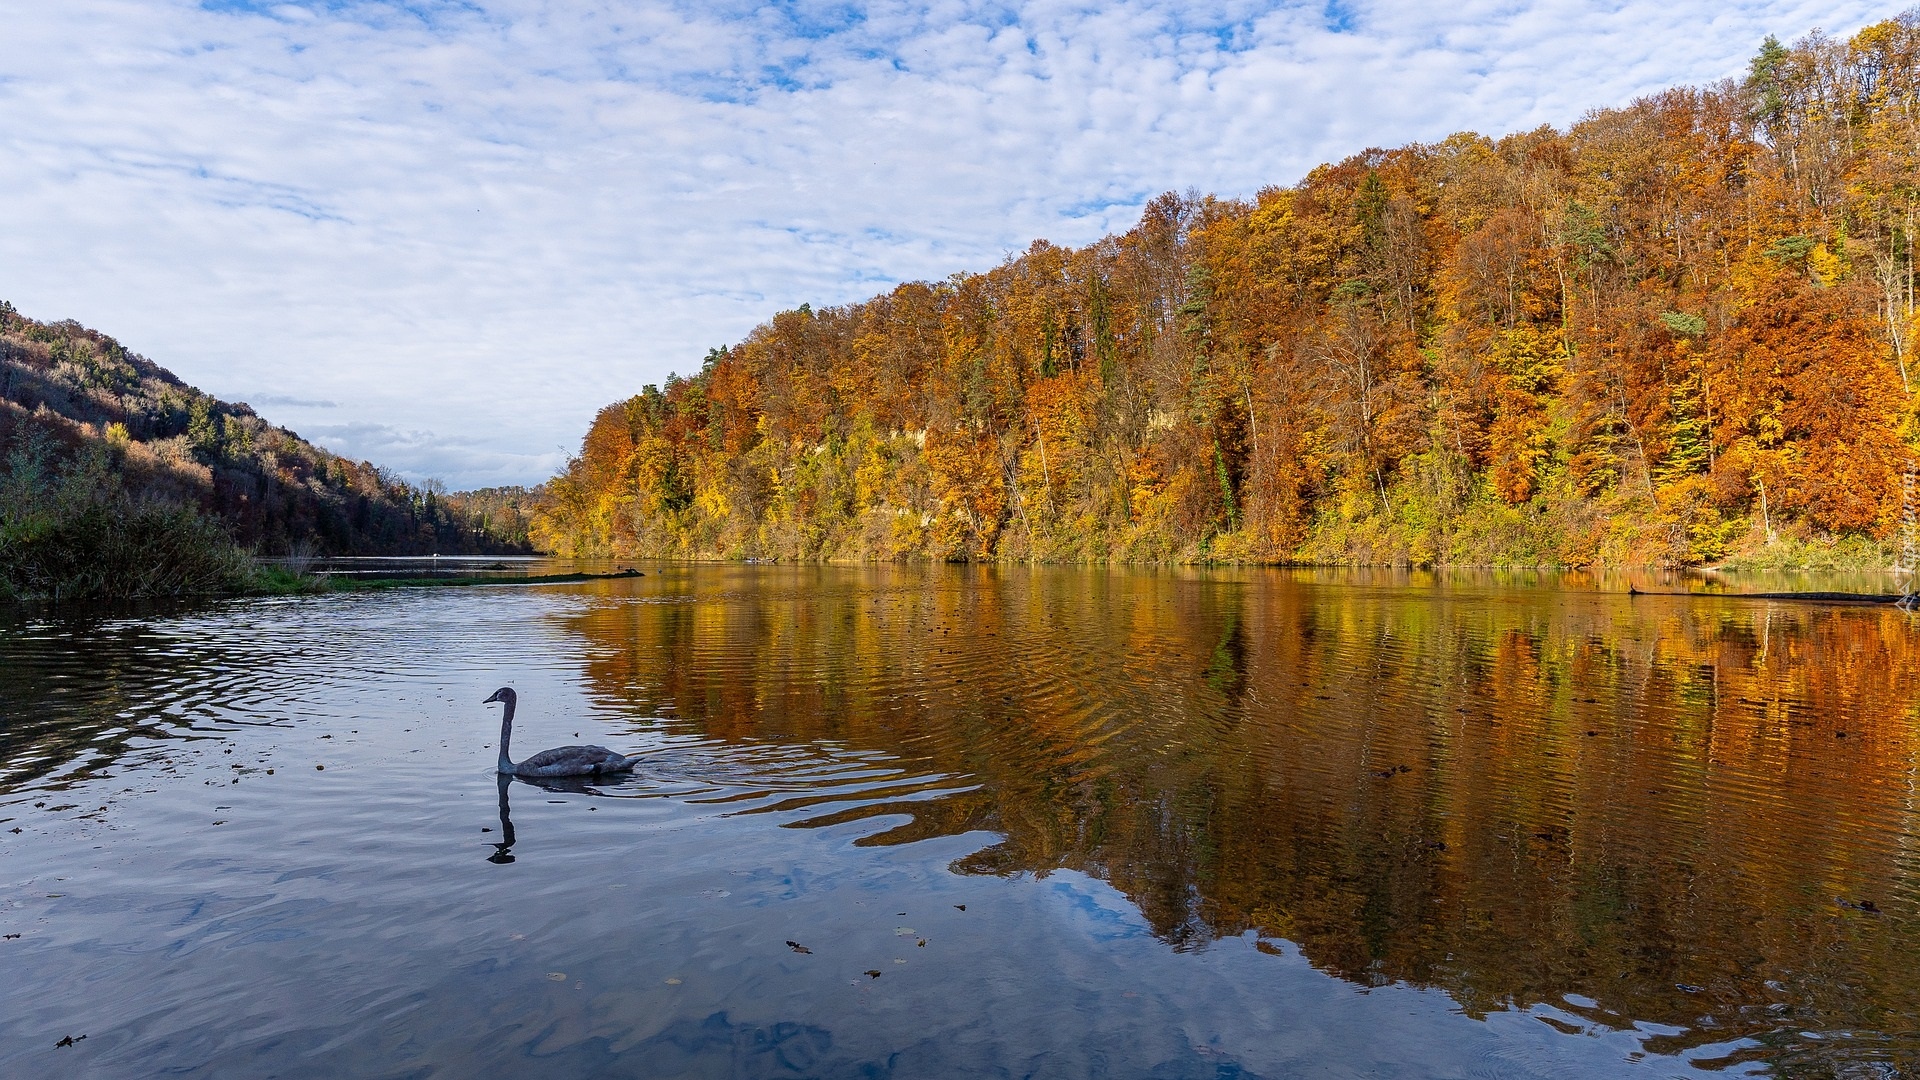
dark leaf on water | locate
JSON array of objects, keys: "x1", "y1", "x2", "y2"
[
  {"x1": 786, "y1": 941, "x2": 812, "y2": 954},
  {"x1": 55, "y1": 1034, "x2": 84, "y2": 1047},
  {"x1": 4, "y1": 933, "x2": 20, "y2": 939},
  {"x1": 864, "y1": 970, "x2": 882, "y2": 979},
  {"x1": 954, "y1": 905, "x2": 965, "y2": 911}
]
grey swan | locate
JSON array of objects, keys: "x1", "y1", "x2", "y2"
[{"x1": 485, "y1": 687, "x2": 642, "y2": 778}]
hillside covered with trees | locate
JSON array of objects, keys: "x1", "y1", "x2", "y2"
[
  {"x1": 1, "y1": 305, "x2": 534, "y2": 599},
  {"x1": 535, "y1": 16, "x2": 1920, "y2": 567}
]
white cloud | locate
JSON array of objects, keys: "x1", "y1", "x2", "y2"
[
  {"x1": 0, "y1": 0, "x2": 1896, "y2": 487},
  {"x1": 244, "y1": 393, "x2": 338, "y2": 409},
  {"x1": 296, "y1": 419, "x2": 569, "y2": 489}
]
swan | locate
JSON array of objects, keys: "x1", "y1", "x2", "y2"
[{"x1": 484, "y1": 687, "x2": 642, "y2": 778}]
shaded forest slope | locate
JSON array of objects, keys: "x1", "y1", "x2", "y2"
[
  {"x1": 0, "y1": 305, "x2": 532, "y2": 558},
  {"x1": 538, "y1": 16, "x2": 1920, "y2": 567}
]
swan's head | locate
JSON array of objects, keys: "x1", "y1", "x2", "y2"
[{"x1": 484, "y1": 687, "x2": 516, "y2": 706}]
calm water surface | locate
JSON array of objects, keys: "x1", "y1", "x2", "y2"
[{"x1": 3, "y1": 566, "x2": 1918, "y2": 1078}]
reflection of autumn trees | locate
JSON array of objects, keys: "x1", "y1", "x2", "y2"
[
  {"x1": 538, "y1": 19, "x2": 1920, "y2": 568},
  {"x1": 565, "y1": 568, "x2": 1920, "y2": 1062}
]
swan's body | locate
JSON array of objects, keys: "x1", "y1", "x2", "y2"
[{"x1": 485, "y1": 687, "x2": 641, "y2": 778}]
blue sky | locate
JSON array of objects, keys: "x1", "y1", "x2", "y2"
[{"x1": 1, "y1": 1, "x2": 1897, "y2": 488}]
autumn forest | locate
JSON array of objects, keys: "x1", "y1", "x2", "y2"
[{"x1": 535, "y1": 17, "x2": 1920, "y2": 568}]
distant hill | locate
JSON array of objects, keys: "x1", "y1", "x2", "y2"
[{"x1": 0, "y1": 303, "x2": 535, "y2": 558}]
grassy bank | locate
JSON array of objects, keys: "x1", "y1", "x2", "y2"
[
  {"x1": 1716, "y1": 536, "x2": 1898, "y2": 573},
  {"x1": 1, "y1": 435, "x2": 257, "y2": 602}
]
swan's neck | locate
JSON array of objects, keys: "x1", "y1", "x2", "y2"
[{"x1": 497, "y1": 698, "x2": 516, "y2": 774}]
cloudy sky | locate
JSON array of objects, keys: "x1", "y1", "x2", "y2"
[{"x1": 2, "y1": 1, "x2": 1897, "y2": 488}]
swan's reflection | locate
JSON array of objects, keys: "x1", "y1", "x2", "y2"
[
  {"x1": 486, "y1": 772, "x2": 610, "y2": 864},
  {"x1": 488, "y1": 774, "x2": 517, "y2": 863}
]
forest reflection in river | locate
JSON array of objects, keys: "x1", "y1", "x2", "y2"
[
  {"x1": 2, "y1": 564, "x2": 1919, "y2": 1077},
  {"x1": 564, "y1": 565, "x2": 1920, "y2": 1072}
]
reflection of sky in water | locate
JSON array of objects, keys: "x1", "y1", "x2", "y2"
[
  {"x1": 3, "y1": 566, "x2": 1917, "y2": 1076},
  {"x1": 1043, "y1": 874, "x2": 1151, "y2": 943}
]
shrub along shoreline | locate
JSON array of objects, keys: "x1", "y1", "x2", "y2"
[{"x1": 1, "y1": 435, "x2": 252, "y2": 602}]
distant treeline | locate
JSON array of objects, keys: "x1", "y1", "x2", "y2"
[
  {"x1": 535, "y1": 17, "x2": 1920, "y2": 567},
  {"x1": 0, "y1": 305, "x2": 538, "y2": 599}
]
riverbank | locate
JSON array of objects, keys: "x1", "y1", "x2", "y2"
[{"x1": 10, "y1": 533, "x2": 1902, "y2": 604}]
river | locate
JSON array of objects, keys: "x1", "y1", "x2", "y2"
[{"x1": 3, "y1": 565, "x2": 1917, "y2": 1077}]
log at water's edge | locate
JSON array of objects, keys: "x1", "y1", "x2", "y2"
[
  {"x1": 332, "y1": 569, "x2": 645, "y2": 591},
  {"x1": 1630, "y1": 589, "x2": 1911, "y2": 606}
]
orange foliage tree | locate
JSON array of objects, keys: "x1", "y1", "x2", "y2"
[{"x1": 536, "y1": 15, "x2": 1920, "y2": 565}]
